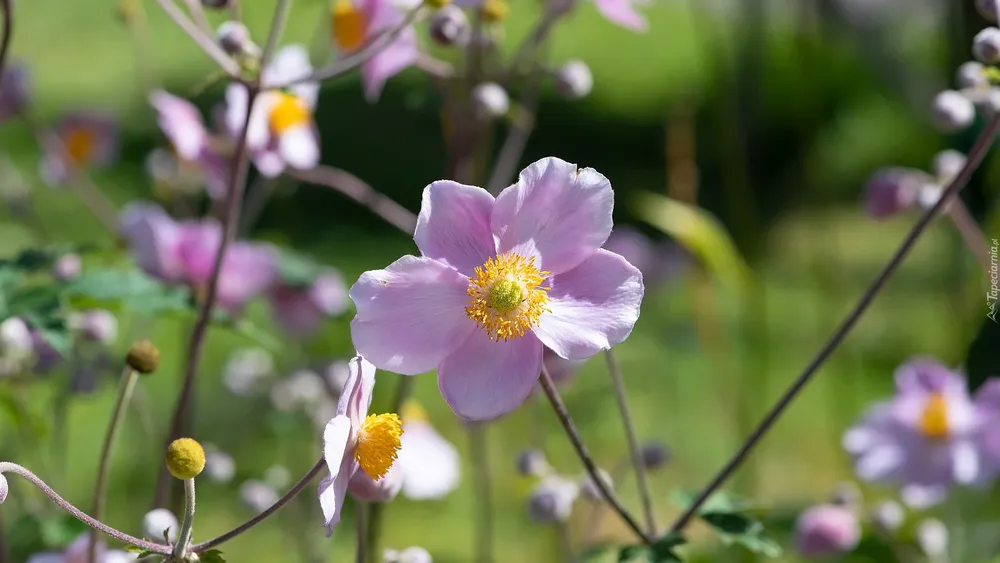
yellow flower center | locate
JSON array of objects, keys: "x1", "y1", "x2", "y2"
[
  {"x1": 268, "y1": 93, "x2": 311, "y2": 135},
  {"x1": 401, "y1": 400, "x2": 428, "y2": 423},
  {"x1": 919, "y1": 392, "x2": 950, "y2": 440},
  {"x1": 354, "y1": 413, "x2": 403, "y2": 480},
  {"x1": 466, "y1": 253, "x2": 550, "y2": 341},
  {"x1": 63, "y1": 127, "x2": 95, "y2": 166},
  {"x1": 482, "y1": 0, "x2": 509, "y2": 22},
  {"x1": 331, "y1": 0, "x2": 367, "y2": 52}
]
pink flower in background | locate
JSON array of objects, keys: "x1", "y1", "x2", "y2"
[
  {"x1": 268, "y1": 271, "x2": 349, "y2": 335},
  {"x1": 0, "y1": 63, "x2": 30, "y2": 122},
  {"x1": 226, "y1": 45, "x2": 320, "y2": 177},
  {"x1": 349, "y1": 157, "x2": 644, "y2": 421},
  {"x1": 26, "y1": 533, "x2": 135, "y2": 563},
  {"x1": 330, "y1": 0, "x2": 419, "y2": 101},
  {"x1": 119, "y1": 202, "x2": 277, "y2": 313},
  {"x1": 318, "y1": 355, "x2": 403, "y2": 535},
  {"x1": 602, "y1": 226, "x2": 686, "y2": 290},
  {"x1": 149, "y1": 90, "x2": 230, "y2": 199},
  {"x1": 40, "y1": 111, "x2": 119, "y2": 186},
  {"x1": 592, "y1": 0, "x2": 648, "y2": 31},
  {"x1": 794, "y1": 504, "x2": 861, "y2": 558}
]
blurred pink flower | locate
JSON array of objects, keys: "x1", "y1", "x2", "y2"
[
  {"x1": 225, "y1": 45, "x2": 320, "y2": 177},
  {"x1": 592, "y1": 0, "x2": 648, "y2": 31},
  {"x1": 330, "y1": 0, "x2": 419, "y2": 101},
  {"x1": 794, "y1": 504, "x2": 861, "y2": 558},
  {"x1": 119, "y1": 202, "x2": 277, "y2": 313},
  {"x1": 349, "y1": 157, "x2": 644, "y2": 421},
  {"x1": 26, "y1": 533, "x2": 135, "y2": 563},
  {"x1": 40, "y1": 111, "x2": 119, "y2": 186},
  {"x1": 0, "y1": 63, "x2": 30, "y2": 122},
  {"x1": 149, "y1": 90, "x2": 230, "y2": 199},
  {"x1": 268, "y1": 270, "x2": 349, "y2": 335}
]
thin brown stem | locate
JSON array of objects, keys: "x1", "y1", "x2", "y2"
[
  {"x1": 946, "y1": 199, "x2": 992, "y2": 273},
  {"x1": 484, "y1": 76, "x2": 541, "y2": 195},
  {"x1": 0, "y1": 0, "x2": 13, "y2": 80},
  {"x1": 667, "y1": 113, "x2": 1000, "y2": 534},
  {"x1": 193, "y1": 458, "x2": 326, "y2": 552},
  {"x1": 153, "y1": 83, "x2": 260, "y2": 508},
  {"x1": 153, "y1": 0, "x2": 241, "y2": 75},
  {"x1": 285, "y1": 166, "x2": 417, "y2": 234},
  {"x1": 183, "y1": 0, "x2": 212, "y2": 36},
  {"x1": 603, "y1": 350, "x2": 656, "y2": 535},
  {"x1": 538, "y1": 367, "x2": 651, "y2": 545},
  {"x1": 261, "y1": 0, "x2": 293, "y2": 68}
]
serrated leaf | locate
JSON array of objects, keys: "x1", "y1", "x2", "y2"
[
  {"x1": 199, "y1": 548, "x2": 227, "y2": 563},
  {"x1": 966, "y1": 316, "x2": 1000, "y2": 393}
]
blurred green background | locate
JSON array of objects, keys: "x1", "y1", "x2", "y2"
[{"x1": 2, "y1": 0, "x2": 1000, "y2": 561}]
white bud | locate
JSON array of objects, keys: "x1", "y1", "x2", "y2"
[
  {"x1": 429, "y1": 6, "x2": 470, "y2": 47},
  {"x1": 932, "y1": 149, "x2": 966, "y2": 184},
  {"x1": 829, "y1": 481, "x2": 862, "y2": 508},
  {"x1": 870, "y1": 500, "x2": 905, "y2": 534},
  {"x1": 217, "y1": 21, "x2": 254, "y2": 56},
  {"x1": 931, "y1": 90, "x2": 975, "y2": 132},
  {"x1": 0, "y1": 316, "x2": 32, "y2": 358},
  {"x1": 527, "y1": 476, "x2": 579, "y2": 523},
  {"x1": 977, "y1": 0, "x2": 999, "y2": 23},
  {"x1": 515, "y1": 449, "x2": 550, "y2": 478},
  {"x1": 917, "y1": 184, "x2": 947, "y2": 210},
  {"x1": 204, "y1": 445, "x2": 236, "y2": 484},
  {"x1": 554, "y1": 60, "x2": 593, "y2": 100},
  {"x1": 52, "y1": 253, "x2": 82, "y2": 282},
  {"x1": 270, "y1": 369, "x2": 325, "y2": 412},
  {"x1": 324, "y1": 361, "x2": 350, "y2": 394},
  {"x1": 0, "y1": 473, "x2": 7, "y2": 504},
  {"x1": 223, "y1": 348, "x2": 274, "y2": 395},
  {"x1": 974, "y1": 27, "x2": 1000, "y2": 64},
  {"x1": 957, "y1": 61, "x2": 989, "y2": 89},
  {"x1": 472, "y1": 83, "x2": 509, "y2": 119},
  {"x1": 240, "y1": 480, "x2": 279, "y2": 513},
  {"x1": 578, "y1": 468, "x2": 614, "y2": 502},
  {"x1": 916, "y1": 518, "x2": 949, "y2": 560},
  {"x1": 142, "y1": 508, "x2": 179, "y2": 543},
  {"x1": 71, "y1": 310, "x2": 118, "y2": 344},
  {"x1": 397, "y1": 547, "x2": 433, "y2": 563}
]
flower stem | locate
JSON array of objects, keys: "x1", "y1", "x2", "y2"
[
  {"x1": 152, "y1": 0, "x2": 240, "y2": 75},
  {"x1": 667, "y1": 113, "x2": 1000, "y2": 534},
  {"x1": 603, "y1": 350, "x2": 656, "y2": 535},
  {"x1": 0, "y1": 0, "x2": 12, "y2": 80},
  {"x1": 355, "y1": 502, "x2": 367, "y2": 563},
  {"x1": 88, "y1": 366, "x2": 139, "y2": 563},
  {"x1": 286, "y1": 166, "x2": 417, "y2": 234},
  {"x1": 193, "y1": 458, "x2": 326, "y2": 552},
  {"x1": 173, "y1": 478, "x2": 197, "y2": 558},
  {"x1": 538, "y1": 367, "x2": 651, "y2": 545},
  {"x1": 0, "y1": 462, "x2": 172, "y2": 554},
  {"x1": 261, "y1": 0, "x2": 292, "y2": 67},
  {"x1": 469, "y1": 422, "x2": 495, "y2": 563}
]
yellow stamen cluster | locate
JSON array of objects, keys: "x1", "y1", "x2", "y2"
[
  {"x1": 919, "y1": 392, "x2": 950, "y2": 440},
  {"x1": 355, "y1": 413, "x2": 403, "y2": 480},
  {"x1": 268, "y1": 93, "x2": 311, "y2": 135},
  {"x1": 466, "y1": 253, "x2": 550, "y2": 341},
  {"x1": 331, "y1": 0, "x2": 367, "y2": 52},
  {"x1": 63, "y1": 127, "x2": 95, "y2": 166}
]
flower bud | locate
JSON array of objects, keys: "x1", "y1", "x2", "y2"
[
  {"x1": 515, "y1": 448, "x2": 550, "y2": 478},
  {"x1": 429, "y1": 5, "x2": 470, "y2": 47},
  {"x1": 974, "y1": 27, "x2": 1000, "y2": 64},
  {"x1": 640, "y1": 442, "x2": 670, "y2": 470},
  {"x1": 398, "y1": 547, "x2": 433, "y2": 563},
  {"x1": 204, "y1": 444, "x2": 236, "y2": 484},
  {"x1": 126, "y1": 340, "x2": 160, "y2": 374},
  {"x1": 957, "y1": 61, "x2": 989, "y2": 90},
  {"x1": 978, "y1": 0, "x2": 999, "y2": 22},
  {"x1": 794, "y1": 504, "x2": 861, "y2": 558},
  {"x1": 472, "y1": 82, "x2": 509, "y2": 119},
  {"x1": 217, "y1": 21, "x2": 253, "y2": 56},
  {"x1": 202, "y1": 0, "x2": 231, "y2": 9},
  {"x1": 481, "y1": 0, "x2": 508, "y2": 22},
  {"x1": 166, "y1": 438, "x2": 206, "y2": 480},
  {"x1": 916, "y1": 518, "x2": 948, "y2": 560},
  {"x1": 870, "y1": 499, "x2": 904, "y2": 534},
  {"x1": 863, "y1": 167, "x2": 921, "y2": 219},
  {"x1": 578, "y1": 468, "x2": 613, "y2": 502},
  {"x1": 917, "y1": 184, "x2": 946, "y2": 211},
  {"x1": 142, "y1": 508, "x2": 179, "y2": 543},
  {"x1": 553, "y1": 60, "x2": 593, "y2": 100},
  {"x1": 931, "y1": 90, "x2": 976, "y2": 132},
  {"x1": 240, "y1": 479, "x2": 279, "y2": 513},
  {"x1": 932, "y1": 149, "x2": 966, "y2": 184},
  {"x1": 527, "y1": 476, "x2": 579, "y2": 523},
  {"x1": 0, "y1": 316, "x2": 33, "y2": 358},
  {"x1": 52, "y1": 253, "x2": 82, "y2": 282},
  {"x1": 71, "y1": 309, "x2": 118, "y2": 344},
  {"x1": 0, "y1": 473, "x2": 7, "y2": 504},
  {"x1": 829, "y1": 482, "x2": 862, "y2": 509}
]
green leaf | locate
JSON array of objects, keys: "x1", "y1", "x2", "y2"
[
  {"x1": 669, "y1": 490, "x2": 781, "y2": 558},
  {"x1": 199, "y1": 549, "x2": 228, "y2": 563},
  {"x1": 966, "y1": 316, "x2": 1000, "y2": 393},
  {"x1": 65, "y1": 268, "x2": 192, "y2": 316},
  {"x1": 616, "y1": 534, "x2": 686, "y2": 563},
  {"x1": 632, "y1": 192, "x2": 752, "y2": 298}
]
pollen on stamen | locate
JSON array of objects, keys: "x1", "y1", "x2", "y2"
[
  {"x1": 355, "y1": 413, "x2": 403, "y2": 480},
  {"x1": 268, "y1": 93, "x2": 311, "y2": 136},
  {"x1": 466, "y1": 253, "x2": 551, "y2": 342},
  {"x1": 919, "y1": 392, "x2": 950, "y2": 439},
  {"x1": 331, "y1": 0, "x2": 367, "y2": 52}
]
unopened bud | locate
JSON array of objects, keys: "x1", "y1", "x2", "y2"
[
  {"x1": 870, "y1": 500, "x2": 905, "y2": 534},
  {"x1": 527, "y1": 476, "x2": 579, "y2": 523},
  {"x1": 201, "y1": 0, "x2": 231, "y2": 9},
  {"x1": 916, "y1": 518, "x2": 948, "y2": 560},
  {"x1": 640, "y1": 442, "x2": 670, "y2": 470},
  {"x1": 217, "y1": 21, "x2": 253, "y2": 56},
  {"x1": 978, "y1": 0, "x2": 999, "y2": 22},
  {"x1": 957, "y1": 61, "x2": 989, "y2": 89},
  {"x1": 429, "y1": 5, "x2": 470, "y2": 47},
  {"x1": 0, "y1": 474, "x2": 7, "y2": 504},
  {"x1": 481, "y1": 0, "x2": 508, "y2": 22},
  {"x1": 52, "y1": 253, "x2": 82, "y2": 281},
  {"x1": 142, "y1": 508, "x2": 179, "y2": 543},
  {"x1": 931, "y1": 90, "x2": 975, "y2": 132},
  {"x1": 472, "y1": 82, "x2": 509, "y2": 119},
  {"x1": 71, "y1": 310, "x2": 118, "y2": 344},
  {"x1": 932, "y1": 149, "x2": 966, "y2": 184},
  {"x1": 385, "y1": 547, "x2": 434, "y2": 563},
  {"x1": 794, "y1": 504, "x2": 861, "y2": 558},
  {"x1": 515, "y1": 448, "x2": 550, "y2": 477},
  {"x1": 166, "y1": 438, "x2": 206, "y2": 480},
  {"x1": 578, "y1": 468, "x2": 613, "y2": 502},
  {"x1": 126, "y1": 340, "x2": 160, "y2": 374},
  {"x1": 829, "y1": 481, "x2": 862, "y2": 509},
  {"x1": 974, "y1": 27, "x2": 1000, "y2": 64},
  {"x1": 554, "y1": 60, "x2": 593, "y2": 100},
  {"x1": 0, "y1": 317, "x2": 33, "y2": 357}
]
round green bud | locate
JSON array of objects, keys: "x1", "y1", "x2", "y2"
[
  {"x1": 127, "y1": 340, "x2": 160, "y2": 374},
  {"x1": 166, "y1": 438, "x2": 206, "y2": 480}
]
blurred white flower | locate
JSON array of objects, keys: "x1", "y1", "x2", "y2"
[
  {"x1": 264, "y1": 464, "x2": 292, "y2": 490},
  {"x1": 142, "y1": 508, "x2": 179, "y2": 543},
  {"x1": 204, "y1": 444, "x2": 236, "y2": 484},
  {"x1": 385, "y1": 546, "x2": 433, "y2": 563},
  {"x1": 527, "y1": 476, "x2": 579, "y2": 523},
  {"x1": 223, "y1": 348, "x2": 274, "y2": 395},
  {"x1": 397, "y1": 401, "x2": 460, "y2": 500},
  {"x1": 270, "y1": 369, "x2": 326, "y2": 413},
  {"x1": 240, "y1": 479, "x2": 279, "y2": 513}
]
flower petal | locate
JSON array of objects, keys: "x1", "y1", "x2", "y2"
[
  {"x1": 492, "y1": 157, "x2": 614, "y2": 275},
  {"x1": 350, "y1": 256, "x2": 474, "y2": 375},
  {"x1": 318, "y1": 454, "x2": 357, "y2": 536},
  {"x1": 593, "y1": 0, "x2": 647, "y2": 31},
  {"x1": 952, "y1": 439, "x2": 981, "y2": 484},
  {"x1": 348, "y1": 461, "x2": 403, "y2": 502},
  {"x1": 175, "y1": 220, "x2": 223, "y2": 284},
  {"x1": 534, "y1": 249, "x2": 643, "y2": 361},
  {"x1": 278, "y1": 125, "x2": 320, "y2": 171},
  {"x1": 437, "y1": 330, "x2": 543, "y2": 420},
  {"x1": 119, "y1": 202, "x2": 184, "y2": 282},
  {"x1": 149, "y1": 90, "x2": 207, "y2": 161},
  {"x1": 855, "y1": 444, "x2": 904, "y2": 481},
  {"x1": 900, "y1": 484, "x2": 948, "y2": 508},
  {"x1": 359, "y1": 1, "x2": 418, "y2": 102},
  {"x1": 413, "y1": 180, "x2": 497, "y2": 276},
  {"x1": 398, "y1": 420, "x2": 461, "y2": 500},
  {"x1": 336, "y1": 354, "x2": 376, "y2": 428},
  {"x1": 216, "y1": 243, "x2": 278, "y2": 312}
]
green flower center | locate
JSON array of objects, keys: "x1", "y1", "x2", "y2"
[{"x1": 486, "y1": 278, "x2": 523, "y2": 314}]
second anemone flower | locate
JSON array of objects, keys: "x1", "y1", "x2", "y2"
[
  {"x1": 349, "y1": 157, "x2": 644, "y2": 421},
  {"x1": 40, "y1": 111, "x2": 119, "y2": 186},
  {"x1": 330, "y1": 0, "x2": 419, "y2": 102},
  {"x1": 319, "y1": 355, "x2": 404, "y2": 535}
]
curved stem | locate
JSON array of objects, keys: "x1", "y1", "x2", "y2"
[
  {"x1": 0, "y1": 0, "x2": 12, "y2": 80},
  {"x1": 192, "y1": 458, "x2": 325, "y2": 552},
  {"x1": 261, "y1": 0, "x2": 292, "y2": 69},
  {"x1": 88, "y1": 367, "x2": 139, "y2": 563},
  {"x1": 286, "y1": 166, "x2": 417, "y2": 234},
  {"x1": 172, "y1": 479, "x2": 197, "y2": 558},
  {"x1": 152, "y1": 0, "x2": 240, "y2": 75},
  {"x1": 538, "y1": 367, "x2": 651, "y2": 545},
  {"x1": 603, "y1": 350, "x2": 656, "y2": 535},
  {"x1": 667, "y1": 113, "x2": 1000, "y2": 534},
  {"x1": 0, "y1": 463, "x2": 171, "y2": 554},
  {"x1": 153, "y1": 83, "x2": 260, "y2": 508}
]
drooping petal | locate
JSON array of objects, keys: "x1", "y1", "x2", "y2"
[
  {"x1": 149, "y1": 90, "x2": 207, "y2": 161},
  {"x1": 318, "y1": 454, "x2": 358, "y2": 536},
  {"x1": 592, "y1": 0, "x2": 647, "y2": 31},
  {"x1": 119, "y1": 202, "x2": 184, "y2": 282},
  {"x1": 277, "y1": 125, "x2": 320, "y2": 170},
  {"x1": 533, "y1": 249, "x2": 643, "y2": 361},
  {"x1": 413, "y1": 180, "x2": 497, "y2": 276},
  {"x1": 492, "y1": 157, "x2": 614, "y2": 275},
  {"x1": 951, "y1": 439, "x2": 981, "y2": 484},
  {"x1": 437, "y1": 330, "x2": 543, "y2": 420},
  {"x1": 398, "y1": 420, "x2": 461, "y2": 500},
  {"x1": 350, "y1": 256, "x2": 474, "y2": 375},
  {"x1": 361, "y1": 26, "x2": 419, "y2": 102}
]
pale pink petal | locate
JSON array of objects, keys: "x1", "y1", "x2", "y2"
[
  {"x1": 337, "y1": 354, "x2": 376, "y2": 428},
  {"x1": 360, "y1": 2, "x2": 418, "y2": 102},
  {"x1": 413, "y1": 180, "x2": 496, "y2": 276},
  {"x1": 348, "y1": 461, "x2": 403, "y2": 502},
  {"x1": 318, "y1": 455, "x2": 357, "y2": 536},
  {"x1": 226, "y1": 85, "x2": 274, "y2": 152},
  {"x1": 149, "y1": 90, "x2": 207, "y2": 161},
  {"x1": 350, "y1": 256, "x2": 474, "y2": 375},
  {"x1": 492, "y1": 157, "x2": 614, "y2": 275},
  {"x1": 262, "y1": 45, "x2": 315, "y2": 95},
  {"x1": 119, "y1": 202, "x2": 183, "y2": 282},
  {"x1": 593, "y1": 0, "x2": 647, "y2": 31},
  {"x1": 175, "y1": 220, "x2": 223, "y2": 284},
  {"x1": 216, "y1": 243, "x2": 278, "y2": 312},
  {"x1": 252, "y1": 147, "x2": 286, "y2": 178},
  {"x1": 324, "y1": 414, "x2": 353, "y2": 474},
  {"x1": 437, "y1": 330, "x2": 543, "y2": 420},
  {"x1": 398, "y1": 420, "x2": 461, "y2": 500},
  {"x1": 534, "y1": 249, "x2": 643, "y2": 361},
  {"x1": 278, "y1": 124, "x2": 320, "y2": 170}
]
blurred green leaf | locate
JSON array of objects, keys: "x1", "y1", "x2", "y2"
[
  {"x1": 670, "y1": 490, "x2": 780, "y2": 558},
  {"x1": 9, "y1": 513, "x2": 90, "y2": 561},
  {"x1": 200, "y1": 549, "x2": 228, "y2": 563},
  {"x1": 276, "y1": 249, "x2": 324, "y2": 288},
  {"x1": 617, "y1": 534, "x2": 685, "y2": 562},
  {"x1": 966, "y1": 317, "x2": 1000, "y2": 393},
  {"x1": 65, "y1": 268, "x2": 192, "y2": 316},
  {"x1": 631, "y1": 193, "x2": 751, "y2": 298}
]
